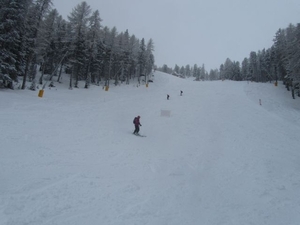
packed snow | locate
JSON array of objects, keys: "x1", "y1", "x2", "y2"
[{"x1": 1, "y1": 71, "x2": 300, "y2": 225}]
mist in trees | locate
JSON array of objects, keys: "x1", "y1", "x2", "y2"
[
  {"x1": 1, "y1": 1, "x2": 299, "y2": 100},
  {"x1": 0, "y1": 0, "x2": 155, "y2": 90},
  {"x1": 157, "y1": 22, "x2": 300, "y2": 90}
]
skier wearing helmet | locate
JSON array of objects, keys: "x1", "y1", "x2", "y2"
[{"x1": 133, "y1": 116, "x2": 142, "y2": 135}]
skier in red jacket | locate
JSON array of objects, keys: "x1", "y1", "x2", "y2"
[{"x1": 133, "y1": 116, "x2": 142, "y2": 135}]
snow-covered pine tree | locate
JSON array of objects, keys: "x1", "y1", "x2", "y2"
[
  {"x1": 179, "y1": 66, "x2": 185, "y2": 77},
  {"x1": 112, "y1": 29, "x2": 130, "y2": 86},
  {"x1": 27, "y1": 0, "x2": 53, "y2": 90},
  {"x1": 86, "y1": 9, "x2": 102, "y2": 87},
  {"x1": 241, "y1": 58, "x2": 249, "y2": 81},
  {"x1": 290, "y1": 24, "x2": 300, "y2": 83},
  {"x1": 0, "y1": 0, "x2": 29, "y2": 82},
  {"x1": 121, "y1": 29, "x2": 130, "y2": 84},
  {"x1": 145, "y1": 38, "x2": 155, "y2": 82},
  {"x1": 273, "y1": 28, "x2": 287, "y2": 81},
  {"x1": 105, "y1": 26, "x2": 117, "y2": 87},
  {"x1": 55, "y1": 16, "x2": 69, "y2": 83},
  {"x1": 255, "y1": 51, "x2": 263, "y2": 82},
  {"x1": 232, "y1": 61, "x2": 241, "y2": 81},
  {"x1": 98, "y1": 26, "x2": 111, "y2": 86},
  {"x1": 260, "y1": 48, "x2": 272, "y2": 82},
  {"x1": 200, "y1": 64, "x2": 205, "y2": 80},
  {"x1": 174, "y1": 64, "x2": 180, "y2": 74},
  {"x1": 67, "y1": 1, "x2": 91, "y2": 89},
  {"x1": 193, "y1": 64, "x2": 198, "y2": 80},
  {"x1": 94, "y1": 39, "x2": 105, "y2": 85},
  {"x1": 128, "y1": 35, "x2": 139, "y2": 81},
  {"x1": 185, "y1": 64, "x2": 191, "y2": 77},
  {"x1": 219, "y1": 64, "x2": 224, "y2": 81},
  {"x1": 285, "y1": 24, "x2": 298, "y2": 80},
  {"x1": 138, "y1": 38, "x2": 146, "y2": 83},
  {"x1": 223, "y1": 58, "x2": 233, "y2": 80},
  {"x1": 249, "y1": 52, "x2": 258, "y2": 82},
  {"x1": 269, "y1": 46, "x2": 277, "y2": 81},
  {"x1": 196, "y1": 66, "x2": 201, "y2": 81},
  {"x1": 37, "y1": 9, "x2": 59, "y2": 84},
  {"x1": 113, "y1": 30, "x2": 124, "y2": 86},
  {"x1": 209, "y1": 69, "x2": 218, "y2": 80},
  {"x1": 256, "y1": 49, "x2": 266, "y2": 82}
]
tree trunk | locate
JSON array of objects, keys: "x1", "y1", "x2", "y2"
[
  {"x1": 69, "y1": 66, "x2": 74, "y2": 90},
  {"x1": 21, "y1": 56, "x2": 31, "y2": 89},
  {"x1": 39, "y1": 62, "x2": 46, "y2": 84},
  {"x1": 57, "y1": 62, "x2": 64, "y2": 83}
]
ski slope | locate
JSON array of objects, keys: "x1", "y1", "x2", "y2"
[{"x1": 1, "y1": 71, "x2": 300, "y2": 225}]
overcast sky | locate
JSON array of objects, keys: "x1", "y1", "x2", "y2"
[{"x1": 52, "y1": 0, "x2": 300, "y2": 71}]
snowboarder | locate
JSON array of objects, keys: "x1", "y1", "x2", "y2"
[
  {"x1": 180, "y1": 90, "x2": 183, "y2": 96},
  {"x1": 167, "y1": 94, "x2": 170, "y2": 100},
  {"x1": 133, "y1": 116, "x2": 142, "y2": 135}
]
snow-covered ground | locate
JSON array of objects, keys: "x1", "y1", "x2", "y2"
[{"x1": 1, "y1": 71, "x2": 300, "y2": 225}]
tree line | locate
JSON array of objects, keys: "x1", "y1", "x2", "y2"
[
  {"x1": 0, "y1": 0, "x2": 155, "y2": 90},
  {"x1": 158, "y1": 23, "x2": 300, "y2": 98}
]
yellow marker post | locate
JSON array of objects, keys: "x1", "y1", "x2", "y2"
[{"x1": 38, "y1": 89, "x2": 44, "y2": 98}]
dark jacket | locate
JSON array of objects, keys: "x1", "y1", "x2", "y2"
[{"x1": 134, "y1": 117, "x2": 141, "y2": 126}]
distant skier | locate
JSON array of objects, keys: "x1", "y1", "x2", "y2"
[
  {"x1": 133, "y1": 116, "x2": 142, "y2": 135},
  {"x1": 167, "y1": 94, "x2": 170, "y2": 100},
  {"x1": 180, "y1": 90, "x2": 183, "y2": 96}
]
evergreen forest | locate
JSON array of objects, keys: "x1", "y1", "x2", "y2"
[
  {"x1": 0, "y1": 0, "x2": 299, "y2": 99},
  {"x1": 0, "y1": 0, "x2": 155, "y2": 90}
]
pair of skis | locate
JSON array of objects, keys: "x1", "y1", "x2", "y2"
[{"x1": 133, "y1": 133, "x2": 146, "y2": 137}]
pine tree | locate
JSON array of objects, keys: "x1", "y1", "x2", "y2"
[
  {"x1": 219, "y1": 64, "x2": 224, "y2": 80},
  {"x1": 162, "y1": 64, "x2": 168, "y2": 73},
  {"x1": 291, "y1": 24, "x2": 300, "y2": 82},
  {"x1": 85, "y1": 9, "x2": 102, "y2": 88},
  {"x1": 27, "y1": 0, "x2": 53, "y2": 90},
  {"x1": 113, "y1": 31, "x2": 125, "y2": 86},
  {"x1": 262, "y1": 48, "x2": 273, "y2": 82},
  {"x1": 241, "y1": 58, "x2": 249, "y2": 81},
  {"x1": 37, "y1": 8, "x2": 59, "y2": 84},
  {"x1": 145, "y1": 38, "x2": 155, "y2": 82},
  {"x1": 179, "y1": 66, "x2": 185, "y2": 76},
  {"x1": 94, "y1": 40, "x2": 105, "y2": 85},
  {"x1": 200, "y1": 64, "x2": 205, "y2": 80},
  {"x1": 128, "y1": 34, "x2": 139, "y2": 81},
  {"x1": 0, "y1": 0, "x2": 29, "y2": 82},
  {"x1": 99, "y1": 26, "x2": 111, "y2": 86},
  {"x1": 137, "y1": 38, "x2": 146, "y2": 83},
  {"x1": 193, "y1": 64, "x2": 198, "y2": 80},
  {"x1": 55, "y1": 16, "x2": 69, "y2": 83},
  {"x1": 67, "y1": 1, "x2": 91, "y2": 89},
  {"x1": 121, "y1": 29, "x2": 130, "y2": 84},
  {"x1": 273, "y1": 28, "x2": 287, "y2": 81},
  {"x1": 105, "y1": 26, "x2": 117, "y2": 87},
  {"x1": 174, "y1": 64, "x2": 180, "y2": 74},
  {"x1": 285, "y1": 24, "x2": 300, "y2": 82},
  {"x1": 249, "y1": 52, "x2": 258, "y2": 81},
  {"x1": 184, "y1": 65, "x2": 190, "y2": 77},
  {"x1": 232, "y1": 61, "x2": 241, "y2": 81},
  {"x1": 223, "y1": 58, "x2": 233, "y2": 80},
  {"x1": 209, "y1": 69, "x2": 218, "y2": 80},
  {"x1": 269, "y1": 46, "x2": 277, "y2": 81}
]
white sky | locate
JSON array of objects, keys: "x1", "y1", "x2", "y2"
[{"x1": 52, "y1": 0, "x2": 300, "y2": 70}]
